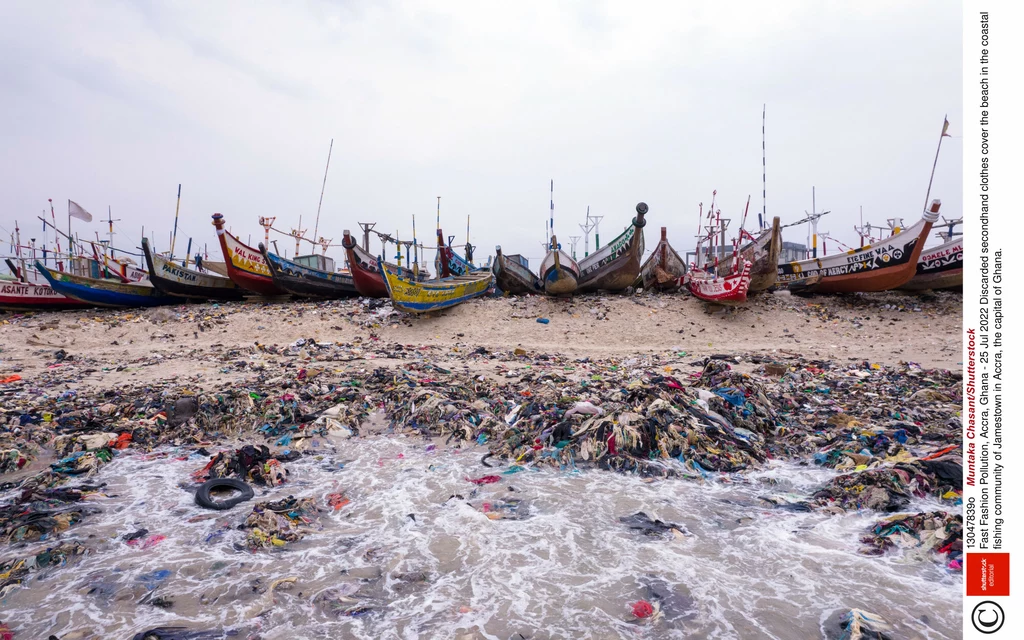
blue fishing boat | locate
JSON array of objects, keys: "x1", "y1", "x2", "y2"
[
  {"x1": 260, "y1": 244, "x2": 359, "y2": 298},
  {"x1": 434, "y1": 229, "x2": 489, "y2": 277},
  {"x1": 35, "y1": 261, "x2": 178, "y2": 308}
]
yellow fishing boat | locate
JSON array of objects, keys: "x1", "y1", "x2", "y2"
[{"x1": 380, "y1": 259, "x2": 493, "y2": 314}]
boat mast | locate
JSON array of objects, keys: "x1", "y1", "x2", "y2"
[
  {"x1": 170, "y1": 184, "x2": 182, "y2": 260},
  {"x1": 48, "y1": 199, "x2": 63, "y2": 271},
  {"x1": 312, "y1": 138, "x2": 333, "y2": 243},
  {"x1": 591, "y1": 211, "x2": 603, "y2": 251},
  {"x1": 805, "y1": 187, "x2": 828, "y2": 259},
  {"x1": 859, "y1": 206, "x2": 864, "y2": 247},
  {"x1": 291, "y1": 215, "x2": 306, "y2": 257},
  {"x1": 14, "y1": 221, "x2": 25, "y2": 282},
  {"x1": 922, "y1": 116, "x2": 951, "y2": 214},
  {"x1": 106, "y1": 206, "x2": 120, "y2": 259},
  {"x1": 412, "y1": 214, "x2": 419, "y2": 279},
  {"x1": 568, "y1": 235, "x2": 580, "y2": 260},
  {"x1": 549, "y1": 180, "x2": 554, "y2": 249},
  {"x1": 579, "y1": 206, "x2": 595, "y2": 257},
  {"x1": 358, "y1": 222, "x2": 376, "y2": 252},
  {"x1": 761, "y1": 103, "x2": 766, "y2": 230}
]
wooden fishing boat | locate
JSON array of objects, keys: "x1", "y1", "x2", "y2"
[
  {"x1": 210, "y1": 213, "x2": 287, "y2": 296},
  {"x1": 0, "y1": 280, "x2": 91, "y2": 311},
  {"x1": 492, "y1": 247, "x2": 542, "y2": 295},
  {"x1": 898, "y1": 235, "x2": 963, "y2": 291},
  {"x1": 539, "y1": 235, "x2": 580, "y2": 296},
  {"x1": 434, "y1": 229, "x2": 484, "y2": 277},
  {"x1": 101, "y1": 253, "x2": 148, "y2": 283},
  {"x1": 635, "y1": 227, "x2": 686, "y2": 292},
  {"x1": 142, "y1": 238, "x2": 246, "y2": 300},
  {"x1": 260, "y1": 244, "x2": 359, "y2": 298},
  {"x1": 379, "y1": 260, "x2": 493, "y2": 313},
  {"x1": 34, "y1": 261, "x2": 178, "y2": 308},
  {"x1": 684, "y1": 260, "x2": 753, "y2": 304},
  {"x1": 1, "y1": 259, "x2": 91, "y2": 311},
  {"x1": 777, "y1": 201, "x2": 942, "y2": 294},
  {"x1": 342, "y1": 230, "x2": 427, "y2": 298},
  {"x1": 576, "y1": 203, "x2": 647, "y2": 293},
  {"x1": 717, "y1": 216, "x2": 782, "y2": 292}
]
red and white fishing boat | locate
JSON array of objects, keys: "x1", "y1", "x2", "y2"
[
  {"x1": 683, "y1": 260, "x2": 752, "y2": 304},
  {"x1": 683, "y1": 192, "x2": 754, "y2": 304},
  {"x1": 0, "y1": 274, "x2": 91, "y2": 311},
  {"x1": 211, "y1": 213, "x2": 286, "y2": 296},
  {"x1": 1, "y1": 222, "x2": 91, "y2": 311}
]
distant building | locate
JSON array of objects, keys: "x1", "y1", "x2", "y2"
[{"x1": 779, "y1": 241, "x2": 808, "y2": 263}]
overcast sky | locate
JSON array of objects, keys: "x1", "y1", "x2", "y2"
[{"x1": 1, "y1": 0, "x2": 962, "y2": 269}]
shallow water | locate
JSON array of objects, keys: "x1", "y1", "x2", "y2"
[{"x1": 2, "y1": 436, "x2": 962, "y2": 639}]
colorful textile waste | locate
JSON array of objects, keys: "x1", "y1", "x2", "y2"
[
  {"x1": 860, "y1": 511, "x2": 963, "y2": 570},
  {"x1": 243, "y1": 497, "x2": 321, "y2": 550}
]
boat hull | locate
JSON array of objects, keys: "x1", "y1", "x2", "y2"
[
  {"x1": 211, "y1": 214, "x2": 287, "y2": 296},
  {"x1": 142, "y1": 238, "x2": 246, "y2": 300},
  {"x1": 748, "y1": 217, "x2": 782, "y2": 292},
  {"x1": 436, "y1": 246, "x2": 479, "y2": 277},
  {"x1": 777, "y1": 210, "x2": 937, "y2": 294},
  {"x1": 542, "y1": 267, "x2": 578, "y2": 295},
  {"x1": 100, "y1": 254, "x2": 148, "y2": 283},
  {"x1": 577, "y1": 204, "x2": 647, "y2": 293},
  {"x1": 899, "y1": 237, "x2": 963, "y2": 291},
  {"x1": 539, "y1": 241, "x2": 580, "y2": 296},
  {"x1": 685, "y1": 261, "x2": 752, "y2": 304},
  {"x1": 636, "y1": 227, "x2": 686, "y2": 291},
  {"x1": 380, "y1": 262, "x2": 494, "y2": 314},
  {"x1": 35, "y1": 262, "x2": 177, "y2": 308},
  {"x1": 493, "y1": 249, "x2": 542, "y2": 295},
  {"x1": 342, "y1": 232, "x2": 425, "y2": 297},
  {"x1": 261, "y1": 246, "x2": 359, "y2": 298},
  {"x1": 0, "y1": 280, "x2": 92, "y2": 311}
]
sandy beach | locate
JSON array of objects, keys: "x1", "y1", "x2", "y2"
[{"x1": 1, "y1": 290, "x2": 962, "y2": 389}]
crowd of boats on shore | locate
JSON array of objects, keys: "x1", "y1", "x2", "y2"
[{"x1": 1, "y1": 196, "x2": 963, "y2": 315}]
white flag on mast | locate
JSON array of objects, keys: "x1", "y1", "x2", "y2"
[{"x1": 68, "y1": 200, "x2": 93, "y2": 222}]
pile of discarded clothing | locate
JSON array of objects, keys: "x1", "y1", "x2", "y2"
[
  {"x1": 0, "y1": 541, "x2": 89, "y2": 597},
  {"x1": 243, "y1": 496, "x2": 321, "y2": 550},
  {"x1": 811, "y1": 458, "x2": 961, "y2": 513},
  {"x1": 0, "y1": 446, "x2": 30, "y2": 474},
  {"x1": 193, "y1": 444, "x2": 290, "y2": 486},
  {"x1": 861, "y1": 511, "x2": 963, "y2": 570}
]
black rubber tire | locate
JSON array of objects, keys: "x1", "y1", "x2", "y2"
[{"x1": 195, "y1": 478, "x2": 254, "y2": 510}]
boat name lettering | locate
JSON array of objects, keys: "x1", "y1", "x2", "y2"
[
  {"x1": 922, "y1": 244, "x2": 962, "y2": 261},
  {"x1": 161, "y1": 263, "x2": 198, "y2": 282},
  {"x1": 1, "y1": 284, "x2": 64, "y2": 297},
  {"x1": 233, "y1": 247, "x2": 264, "y2": 263},
  {"x1": 845, "y1": 246, "x2": 894, "y2": 264}
]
